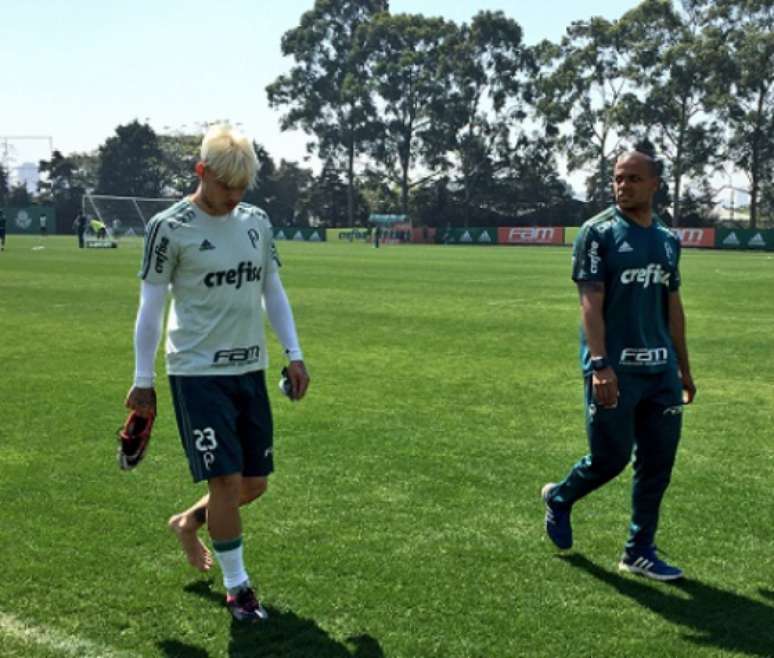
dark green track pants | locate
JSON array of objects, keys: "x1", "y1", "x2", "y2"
[{"x1": 548, "y1": 370, "x2": 684, "y2": 549}]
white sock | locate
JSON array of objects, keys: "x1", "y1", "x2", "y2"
[{"x1": 213, "y1": 537, "x2": 249, "y2": 593}]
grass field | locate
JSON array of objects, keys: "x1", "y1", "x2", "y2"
[{"x1": 0, "y1": 235, "x2": 772, "y2": 658}]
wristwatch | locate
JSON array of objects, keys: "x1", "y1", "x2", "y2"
[{"x1": 590, "y1": 356, "x2": 610, "y2": 372}]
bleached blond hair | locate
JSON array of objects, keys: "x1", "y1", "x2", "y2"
[{"x1": 200, "y1": 123, "x2": 258, "y2": 189}]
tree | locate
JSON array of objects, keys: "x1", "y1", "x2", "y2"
[
  {"x1": 690, "y1": 0, "x2": 774, "y2": 228},
  {"x1": 616, "y1": 0, "x2": 722, "y2": 226},
  {"x1": 8, "y1": 182, "x2": 31, "y2": 206},
  {"x1": 242, "y1": 146, "x2": 316, "y2": 226},
  {"x1": 760, "y1": 181, "x2": 774, "y2": 226},
  {"x1": 267, "y1": 0, "x2": 387, "y2": 227},
  {"x1": 269, "y1": 160, "x2": 315, "y2": 226},
  {"x1": 359, "y1": 12, "x2": 458, "y2": 216},
  {"x1": 535, "y1": 15, "x2": 642, "y2": 211},
  {"x1": 68, "y1": 152, "x2": 99, "y2": 193},
  {"x1": 435, "y1": 11, "x2": 534, "y2": 225},
  {"x1": 504, "y1": 134, "x2": 575, "y2": 209},
  {"x1": 678, "y1": 178, "x2": 718, "y2": 226},
  {"x1": 96, "y1": 120, "x2": 165, "y2": 197},
  {"x1": 38, "y1": 150, "x2": 86, "y2": 223},
  {"x1": 0, "y1": 164, "x2": 9, "y2": 206},
  {"x1": 158, "y1": 132, "x2": 200, "y2": 196},
  {"x1": 243, "y1": 143, "x2": 278, "y2": 211},
  {"x1": 309, "y1": 159, "x2": 369, "y2": 226},
  {"x1": 409, "y1": 176, "x2": 451, "y2": 228}
]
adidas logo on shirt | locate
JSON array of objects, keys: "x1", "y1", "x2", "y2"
[
  {"x1": 199, "y1": 239, "x2": 216, "y2": 251},
  {"x1": 618, "y1": 241, "x2": 634, "y2": 253}
]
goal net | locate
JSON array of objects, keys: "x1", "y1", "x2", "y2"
[{"x1": 82, "y1": 194, "x2": 180, "y2": 238}]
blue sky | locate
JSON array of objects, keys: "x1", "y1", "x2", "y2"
[{"x1": 0, "y1": 1, "x2": 640, "y2": 179}]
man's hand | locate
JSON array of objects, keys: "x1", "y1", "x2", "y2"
[
  {"x1": 285, "y1": 361, "x2": 310, "y2": 401},
  {"x1": 592, "y1": 367, "x2": 619, "y2": 408},
  {"x1": 680, "y1": 370, "x2": 697, "y2": 404},
  {"x1": 125, "y1": 386, "x2": 157, "y2": 418}
]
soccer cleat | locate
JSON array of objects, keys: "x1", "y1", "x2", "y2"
[
  {"x1": 542, "y1": 482, "x2": 572, "y2": 550},
  {"x1": 226, "y1": 587, "x2": 269, "y2": 622},
  {"x1": 117, "y1": 410, "x2": 155, "y2": 470},
  {"x1": 618, "y1": 547, "x2": 683, "y2": 581}
]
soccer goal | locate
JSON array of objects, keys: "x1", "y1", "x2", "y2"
[{"x1": 82, "y1": 194, "x2": 180, "y2": 238}]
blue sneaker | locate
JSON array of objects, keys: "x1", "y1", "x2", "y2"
[
  {"x1": 541, "y1": 483, "x2": 572, "y2": 550},
  {"x1": 618, "y1": 547, "x2": 683, "y2": 581}
]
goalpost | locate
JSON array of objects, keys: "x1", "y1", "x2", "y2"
[{"x1": 82, "y1": 194, "x2": 180, "y2": 239}]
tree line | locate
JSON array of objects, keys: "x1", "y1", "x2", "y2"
[{"x1": 2, "y1": 0, "x2": 772, "y2": 229}]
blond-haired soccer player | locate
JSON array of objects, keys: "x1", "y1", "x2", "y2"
[{"x1": 125, "y1": 124, "x2": 310, "y2": 622}]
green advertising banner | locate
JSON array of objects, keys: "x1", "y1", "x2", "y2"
[
  {"x1": 564, "y1": 227, "x2": 580, "y2": 246},
  {"x1": 438, "y1": 227, "x2": 497, "y2": 245},
  {"x1": 369, "y1": 213, "x2": 407, "y2": 225},
  {"x1": 3, "y1": 207, "x2": 56, "y2": 234},
  {"x1": 273, "y1": 227, "x2": 326, "y2": 242},
  {"x1": 716, "y1": 228, "x2": 774, "y2": 251},
  {"x1": 327, "y1": 227, "x2": 371, "y2": 242}
]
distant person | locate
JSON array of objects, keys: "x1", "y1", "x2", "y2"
[
  {"x1": 112, "y1": 218, "x2": 122, "y2": 237},
  {"x1": 0, "y1": 209, "x2": 6, "y2": 251},
  {"x1": 90, "y1": 218, "x2": 107, "y2": 239},
  {"x1": 39, "y1": 214, "x2": 47, "y2": 236},
  {"x1": 442, "y1": 222, "x2": 452, "y2": 245},
  {"x1": 124, "y1": 123, "x2": 310, "y2": 623},
  {"x1": 74, "y1": 212, "x2": 87, "y2": 248},
  {"x1": 541, "y1": 150, "x2": 696, "y2": 581}
]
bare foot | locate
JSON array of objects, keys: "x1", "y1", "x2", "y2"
[{"x1": 168, "y1": 513, "x2": 212, "y2": 572}]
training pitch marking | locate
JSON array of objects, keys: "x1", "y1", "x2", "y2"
[{"x1": 0, "y1": 611, "x2": 135, "y2": 658}]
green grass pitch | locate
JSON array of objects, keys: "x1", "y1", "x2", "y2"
[{"x1": 0, "y1": 235, "x2": 772, "y2": 657}]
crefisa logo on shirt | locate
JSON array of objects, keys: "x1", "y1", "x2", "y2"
[
  {"x1": 204, "y1": 261, "x2": 262, "y2": 289},
  {"x1": 619, "y1": 263, "x2": 670, "y2": 288}
]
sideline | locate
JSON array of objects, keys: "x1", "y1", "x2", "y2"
[{"x1": 0, "y1": 611, "x2": 135, "y2": 658}]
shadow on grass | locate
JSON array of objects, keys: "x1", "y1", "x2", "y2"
[
  {"x1": 157, "y1": 639, "x2": 209, "y2": 658},
  {"x1": 560, "y1": 553, "x2": 774, "y2": 657},
  {"x1": 155, "y1": 580, "x2": 384, "y2": 658}
]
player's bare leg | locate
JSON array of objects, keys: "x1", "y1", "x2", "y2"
[
  {"x1": 168, "y1": 494, "x2": 212, "y2": 572},
  {"x1": 168, "y1": 478, "x2": 267, "y2": 572}
]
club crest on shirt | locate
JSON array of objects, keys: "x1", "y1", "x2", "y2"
[{"x1": 247, "y1": 228, "x2": 260, "y2": 249}]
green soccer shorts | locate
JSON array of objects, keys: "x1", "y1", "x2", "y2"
[{"x1": 169, "y1": 370, "x2": 274, "y2": 483}]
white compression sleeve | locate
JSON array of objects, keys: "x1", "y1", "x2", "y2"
[
  {"x1": 263, "y1": 270, "x2": 303, "y2": 361},
  {"x1": 134, "y1": 282, "x2": 167, "y2": 387}
]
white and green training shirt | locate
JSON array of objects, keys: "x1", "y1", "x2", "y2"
[{"x1": 139, "y1": 199, "x2": 281, "y2": 376}]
